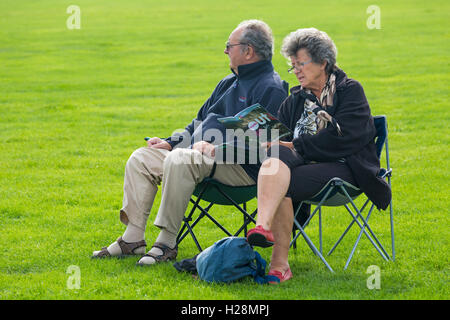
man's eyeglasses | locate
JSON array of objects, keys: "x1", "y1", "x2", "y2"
[
  {"x1": 288, "y1": 60, "x2": 312, "y2": 73},
  {"x1": 225, "y1": 42, "x2": 247, "y2": 51}
]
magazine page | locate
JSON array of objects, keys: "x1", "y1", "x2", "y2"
[
  {"x1": 217, "y1": 103, "x2": 292, "y2": 142},
  {"x1": 215, "y1": 104, "x2": 292, "y2": 164}
]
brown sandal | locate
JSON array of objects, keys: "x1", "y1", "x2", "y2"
[
  {"x1": 92, "y1": 237, "x2": 147, "y2": 259},
  {"x1": 136, "y1": 242, "x2": 178, "y2": 266}
]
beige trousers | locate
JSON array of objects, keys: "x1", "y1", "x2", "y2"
[{"x1": 120, "y1": 147, "x2": 255, "y2": 235}]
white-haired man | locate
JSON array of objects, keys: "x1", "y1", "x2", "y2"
[{"x1": 93, "y1": 20, "x2": 288, "y2": 265}]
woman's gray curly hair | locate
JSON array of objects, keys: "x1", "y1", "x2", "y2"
[
  {"x1": 281, "y1": 28, "x2": 337, "y2": 74},
  {"x1": 237, "y1": 20, "x2": 274, "y2": 61}
]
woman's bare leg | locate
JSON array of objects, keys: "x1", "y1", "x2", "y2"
[
  {"x1": 256, "y1": 158, "x2": 291, "y2": 230},
  {"x1": 255, "y1": 157, "x2": 294, "y2": 274},
  {"x1": 270, "y1": 197, "x2": 294, "y2": 273}
]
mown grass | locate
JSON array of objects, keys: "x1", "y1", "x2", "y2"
[{"x1": 0, "y1": 0, "x2": 449, "y2": 300}]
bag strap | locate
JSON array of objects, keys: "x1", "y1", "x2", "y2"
[{"x1": 252, "y1": 251, "x2": 269, "y2": 284}]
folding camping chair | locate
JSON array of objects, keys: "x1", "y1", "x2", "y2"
[
  {"x1": 176, "y1": 178, "x2": 257, "y2": 252},
  {"x1": 290, "y1": 115, "x2": 395, "y2": 272},
  {"x1": 176, "y1": 80, "x2": 290, "y2": 252}
]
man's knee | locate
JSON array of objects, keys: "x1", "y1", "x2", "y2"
[
  {"x1": 164, "y1": 148, "x2": 207, "y2": 168},
  {"x1": 125, "y1": 147, "x2": 167, "y2": 178},
  {"x1": 164, "y1": 148, "x2": 184, "y2": 168},
  {"x1": 126, "y1": 147, "x2": 148, "y2": 170}
]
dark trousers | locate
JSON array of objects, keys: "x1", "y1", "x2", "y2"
[
  {"x1": 268, "y1": 145, "x2": 357, "y2": 203},
  {"x1": 267, "y1": 145, "x2": 357, "y2": 228}
]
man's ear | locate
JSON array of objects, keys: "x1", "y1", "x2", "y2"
[{"x1": 245, "y1": 45, "x2": 255, "y2": 60}]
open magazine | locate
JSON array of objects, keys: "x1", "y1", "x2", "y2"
[{"x1": 215, "y1": 103, "x2": 292, "y2": 164}]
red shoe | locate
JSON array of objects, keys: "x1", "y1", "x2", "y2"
[
  {"x1": 267, "y1": 268, "x2": 293, "y2": 284},
  {"x1": 247, "y1": 225, "x2": 275, "y2": 248}
]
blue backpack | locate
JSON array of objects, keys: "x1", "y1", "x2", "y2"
[{"x1": 196, "y1": 237, "x2": 268, "y2": 284}]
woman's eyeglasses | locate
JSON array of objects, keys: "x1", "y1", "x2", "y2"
[{"x1": 288, "y1": 60, "x2": 312, "y2": 73}]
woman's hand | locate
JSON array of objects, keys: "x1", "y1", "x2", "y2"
[{"x1": 264, "y1": 140, "x2": 295, "y2": 150}]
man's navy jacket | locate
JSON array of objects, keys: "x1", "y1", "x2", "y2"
[{"x1": 165, "y1": 59, "x2": 288, "y2": 181}]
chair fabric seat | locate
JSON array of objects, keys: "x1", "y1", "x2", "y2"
[
  {"x1": 193, "y1": 178, "x2": 257, "y2": 205},
  {"x1": 304, "y1": 178, "x2": 362, "y2": 207}
]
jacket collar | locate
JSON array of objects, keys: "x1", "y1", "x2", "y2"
[{"x1": 231, "y1": 60, "x2": 274, "y2": 80}]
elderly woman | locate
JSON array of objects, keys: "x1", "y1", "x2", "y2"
[{"x1": 246, "y1": 28, "x2": 391, "y2": 283}]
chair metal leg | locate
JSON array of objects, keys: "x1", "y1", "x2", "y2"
[
  {"x1": 212, "y1": 185, "x2": 258, "y2": 236},
  {"x1": 327, "y1": 198, "x2": 370, "y2": 256},
  {"x1": 328, "y1": 171, "x2": 395, "y2": 265},
  {"x1": 319, "y1": 207, "x2": 323, "y2": 255},
  {"x1": 345, "y1": 202, "x2": 389, "y2": 261},
  {"x1": 389, "y1": 200, "x2": 395, "y2": 261},
  {"x1": 340, "y1": 187, "x2": 390, "y2": 262},
  {"x1": 202, "y1": 210, "x2": 233, "y2": 237},
  {"x1": 387, "y1": 172, "x2": 395, "y2": 261},
  {"x1": 299, "y1": 186, "x2": 335, "y2": 230},
  {"x1": 176, "y1": 200, "x2": 213, "y2": 243},
  {"x1": 291, "y1": 207, "x2": 319, "y2": 255},
  {"x1": 176, "y1": 203, "x2": 199, "y2": 245},
  {"x1": 184, "y1": 217, "x2": 203, "y2": 252},
  {"x1": 292, "y1": 231, "x2": 297, "y2": 249},
  {"x1": 178, "y1": 181, "x2": 259, "y2": 252},
  {"x1": 177, "y1": 182, "x2": 210, "y2": 244},
  {"x1": 385, "y1": 134, "x2": 395, "y2": 261},
  {"x1": 344, "y1": 204, "x2": 375, "y2": 269},
  {"x1": 291, "y1": 220, "x2": 334, "y2": 272},
  {"x1": 348, "y1": 202, "x2": 391, "y2": 261},
  {"x1": 234, "y1": 209, "x2": 257, "y2": 237},
  {"x1": 177, "y1": 203, "x2": 214, "y2": 250},
  {"x1": 347, "y1": 200, "x2": 394, "y2": 264},
  {"x1": 243, "y1": 203, "x2": 248, "y2": 237},
  {"x1": 189, "y1": 197, "x2": 234, "y2": 237},
  {"x1": 290, "y1": 188, "x2": 334, "y2": 258},
  {"x1": 214, "y1": 186, "x2": 257, "y2": 225}
]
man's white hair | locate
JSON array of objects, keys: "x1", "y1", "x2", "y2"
[{"x1": 237, "y1": 20, "x2": 274, "y2": 61}]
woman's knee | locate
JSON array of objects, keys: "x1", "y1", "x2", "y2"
[{"x1": 259, "y1": 157, "x2": 289, "y2": 176}]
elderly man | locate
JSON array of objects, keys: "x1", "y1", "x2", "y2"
[{"x1": 92, "y1": 20, "x2": 288, "y2": 265}]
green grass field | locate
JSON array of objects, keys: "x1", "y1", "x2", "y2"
[{"x1": 0, "y1": 0, "x2": 449, "y2": 300}]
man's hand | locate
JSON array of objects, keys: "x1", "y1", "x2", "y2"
[
  {"x1": 192, "y1": 141, "x2": 215, "y2": 158},
  {"x1": 146, "y1": 137, "x2": 172, "y2": 150}
]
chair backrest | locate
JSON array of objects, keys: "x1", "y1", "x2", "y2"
[
  {"x1": 303, "y1": 115, "x2": 389, "y2": 207},
  {"x1": 373, "y1": 115, "x2": 387, "y2": 159}
]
